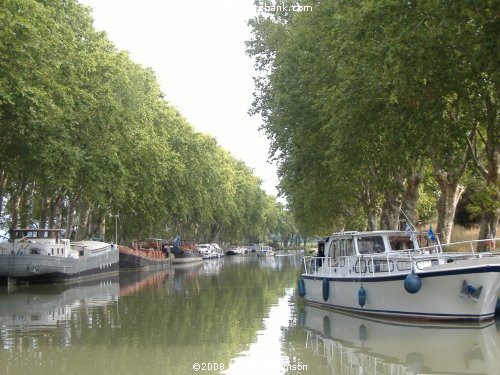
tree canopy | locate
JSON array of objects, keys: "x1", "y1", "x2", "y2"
[
  {"x1": 0, "y1": 0, "x2": 293, "y2": 245},
  {"x1": 247, "y1": 0, "x2": 499, "y2": 242}
]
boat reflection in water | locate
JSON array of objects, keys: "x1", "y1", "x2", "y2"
[
  {"x1": 302, "y1": 305, "x2": 500, "y2": 374},
  {"x1": 0, "y1": 276, "x2": 119, "y2": 333},
  {"x1": 119, "y1": 268, "x2": 172, "y2": 297}
]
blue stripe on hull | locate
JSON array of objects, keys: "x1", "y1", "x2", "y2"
[
  {"x1": 305, "y1": 300, "x2": 495, "y2": 321},
  {"x1": 302, "y1": 265, "x2": 500, "y2": 283}
]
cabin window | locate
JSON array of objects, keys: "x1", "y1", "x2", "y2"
[
  {"x1": 357, "y1": 236, "x2": 384, "y2": 254},
  {"x1": 354, "y1": 258, "x2": 367, "y2": 273},
  {"x1": 368, "y1": 259, "x2": 394, "y2": 273},
  {"x1": 339, "y1": 239, "x2": 355, "y2": 266},
  {"x1": 346, "y1": 239, "x2": 354, "y2": 256},
  {"x1": 389, "y1": 236, "x2": 414, "y2": 251},
  {"x1": 329, "y1": 240, "x2": 340, "y2": 263}
]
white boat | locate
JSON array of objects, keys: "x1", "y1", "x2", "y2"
[
  {"x1": 210, "y1": 243, "x2": 224, "y2": 257},
  {"x1": 0, "y1": 229, "x2": 118, "y2": 285},
  {"x1": 226, "y1": 246, "x2": 245, "y2": 256},
  {"x1": 299, "y1": 230, "x2": 500, "y2": 321},
  {"x1": 197, "y1": 244, "x2": 216, "y2": 259},
  {"x1": 257, "y1": 245, "x2": 275, "y2": 257}
]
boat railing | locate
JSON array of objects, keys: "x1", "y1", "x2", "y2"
[
  {"x1": 417, "y1": 237, "x2": 498, "y2": 257},
  {"x1": 302, "y1": 238, "x2": 499, "y2": 276}
]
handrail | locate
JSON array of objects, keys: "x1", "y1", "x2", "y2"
[
  {"x1": 302, "y1": 243, "x2": 499, "y2": 276},
  {"x1": 418, "y1": 237, "x2": 497, "y2": 253}
]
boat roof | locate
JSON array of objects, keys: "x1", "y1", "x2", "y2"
[{"x1": 326, "y1": 230, "x2": 410, "y2": 239}]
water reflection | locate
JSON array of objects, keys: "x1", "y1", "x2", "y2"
[
  {"x1": 0, "y1": 256, "x2": 298, "y2": 375},
  {"x1": 293, "y1": 305, "x2": 500, "y2": 374},
  {"x1": 223, "y1": 288, "x2": 295, "y2": 375},
  {"x1": 0, "y1": 276, "x2": 119, "y2": 333}
]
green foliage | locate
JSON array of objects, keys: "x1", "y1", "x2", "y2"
[
  {"x1": 0, "y1": 0, "x2": 289, "y2": 243},
  {"x1": 247, "y1": 0, "x2": 498, "y2": 236}
]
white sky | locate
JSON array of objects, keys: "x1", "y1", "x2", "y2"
[{"x1": 78, "y1": 0, "x2": 280, "y2": 197}]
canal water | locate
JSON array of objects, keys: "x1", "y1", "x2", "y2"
[{"x1": 1, "y1": 254, "x2": 499, "y2": 375}]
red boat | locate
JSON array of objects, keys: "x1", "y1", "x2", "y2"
[{"x1": 119, "y1": 239, "x2": 172, "y2": 269}]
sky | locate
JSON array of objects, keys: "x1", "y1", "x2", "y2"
[{"x1": 78, "y1": 0, "x2": 280, "y2": 197}]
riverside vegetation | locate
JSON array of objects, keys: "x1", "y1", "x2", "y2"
[
  {"x1": 0, "y1": 0, "x2": 298, "y2": 245},
  {"x1": 247, "y1": 0, "x2": 498, "y2": 244}
]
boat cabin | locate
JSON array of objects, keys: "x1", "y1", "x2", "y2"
[
  {"x1": 320, "y1": 231, "x2": 418, "y2": 261},
  {"x1": 0, "y1": 228, "x2": 72, "y2": 257}
]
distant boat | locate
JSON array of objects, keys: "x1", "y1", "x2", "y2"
[
  {"x1": 226, "y1": 246, "x2": 245, "y2": 256},
  {"x1": 197, "y1": 243, "x2": 217, "y2": 259},
  {"x1": 300, "y1": 230, "x2": 500, "y2": 321},
  {"x1": 171, "y1": 238, "x2": 203, "y2": 264},
  {"x1": 0, "y1": 229, "x2": 118, "y2": 285},
  {"x1": 257, "y1": 246, "x2": 275, "y2": 257},
  {"x1": 119, "y1": 239, "x2": 172, "y2": 269}
]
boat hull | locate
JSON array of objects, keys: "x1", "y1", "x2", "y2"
[
  {"x1": 302, "y1": 258, "x2": 500, "y2": 321},
  {"x1": 0, "y1": 248, "x2": 119, "y2": 285},
  {"x1": 119, "y1": 251, "x2": 172, "y2": 269}
]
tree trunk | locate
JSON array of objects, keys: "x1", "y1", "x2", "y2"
[
  {"x1": 87, "y1": 209, "x2": 94, "y2": 239},
  {"x1": 361, "y1": 188, "x2": 380, "y2": 231},
  {"x1": 19, "y1": 187, "x2": 30, "y2": 229},
  {"x1": 436, "y1": 182, "x2": 465, "y2": 244},
  {"x1": 95, "y1": 209, "x2": 106, "y2": 240},
  {"x1": 9, "y1": 193, "x2": 21, "y2": 230},
  {"x1": 477, "y1": 212, "x2": 498, "y2": 251},
  {"x1": 54, "y1": 197, "x2": 63, "y2": 229},
  {"x1": 0, "y1": 170, "x2": 7, "y2": 216},
  {"x1": 75, "y1": 202, "x2": 90, "y2": 241},
  {"x1": 209, "y1": 223, "x2": 220, "y2": 243},
  {"x1": 473, "y1": 94, "x2": 499, "y2": 247},
  {"x1": 380, "y1": 190, "x2": 402, "y2": 230},
  {"x1": 39, "y1": 195, "x2": 49, "y2": 230},
  {"x1": 65, "y1": 198, "x2": 74, "y2": 240},
  {"x1": 402, "y1": 160, "x2": 425, "y2": 226}
]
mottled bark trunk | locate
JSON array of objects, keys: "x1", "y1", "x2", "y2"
[
  {"x1": 475, "y1": 95, "x2": 499, "y2": 247},
  {"x1": 96, "y1": 210, "x2": 106, "y2": 239},
  {"x1": 39, "y1": 195, "x2": 49, "y2": 230},
  {"x1": 366, "y1": 207, "x2": 379, "y2": 231},
  {"x1": 19, "y1": 188, "x2": 30, "y2": 229},
  {"x1": 65, "y1": 198, "x2": 74, "y2": 240},
  {"x1": 54, "y1": 197, "x2": 63, "y2": 229},
  {"x1": 381, "y1": 190, "x2": 402, "y2": 230},
  {"x1": 9, "y1": 194, "x2": 21, "y2": 230},
  {"x1": 360, "y1": 187, "x2": 380, "y2": 231},
  {"x1": 75, "y1": 202, "x2": 90, "y2": 241},
  {"x1": 209, "y1": 223, "x2": 220, "y2": 243},
  {"x1": 402, "y1": 161, "x2": 425, "y2": 226},
  {"x1": 87, "y1": 210, "x2": 94, "y2": 239},
  {"x1": 0, "y1": 170, "x2": 6, "y2": 216},
  {"x1": 477, "y1": 212, "x2": 498, "y2": 251},
  {"x1": 436, "y1": 182, "x2": 465, "y2": 244}
]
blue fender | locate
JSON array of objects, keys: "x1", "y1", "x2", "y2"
[{"x1": 322, "y1": 278, "x2": 330, "y2": 302}]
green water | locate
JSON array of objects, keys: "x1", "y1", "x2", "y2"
[{"x1": 1, "y1": 255, "x2": 499, "y2": 375}]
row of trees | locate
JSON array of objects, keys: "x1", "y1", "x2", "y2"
[
  {"x1": 247, "y1": 0, "x2": 498, "y2": 243},
  {"x1": 0, "y1": 0, "x2": 294, "y2": 244}
]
